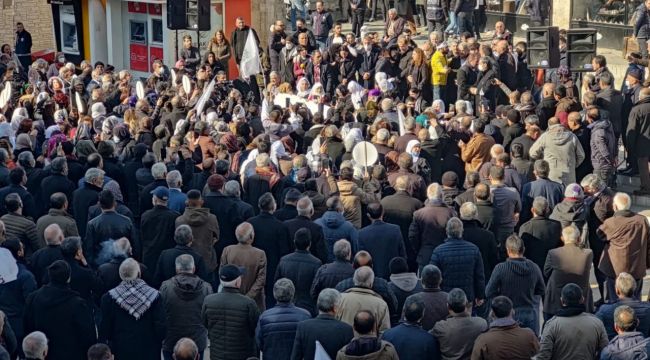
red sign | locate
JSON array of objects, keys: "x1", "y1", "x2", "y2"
[
  {"x1": 128, "y1": 2, "x2": 147, "y2": 13},
  {"x1": 130, "y1": 44, "x2": 149, "y2": 72},
  {"x1": 150, "y1": 47, "x2": 164, "y2": 72},
  {"x1": 148, "y1": 3, "x2": 162, "y2": 15}
]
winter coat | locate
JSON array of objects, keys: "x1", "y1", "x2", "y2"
[
  {"x1": 409, "y1": 201, "x2": 456, "y2": 267},
  {"x1": 0, "y1": 184, "x2": 36, "y2": 220},
  {"x1": 256, "y1": 303, "x2": 311, "y2": 360},
  {"x1": 284, "y1": 216, "x2": 329, "y2": 264},
  {"x1": 461, "y1": 133, "x2": 495, "y2": 173},
  {"x1": 598, "y1": 210, "x2": 650, "y2": 280},
  {"x1": 275, "y1": 250, "x2": 322, "y2": 315},
  {"x1": 550, "y1": 199, "x2": 590, "y2": 245},
  {"x1": 202, "y1": 287, "x2": 260, "y2": 360},
  {"x1": 337, "y1": 180, "x2": 379, "y2": 229},
  {"x1": 596, "y1": 299, "x2": 650, "y2": 340},
  {"x1": 635, "y1": 4, "x2": 650, "y2": 38},
  {"x1": 383, "y1": 322, "x2": 438, "y2": 359},
  {"x1": 626, "y1": 96, "x2": 650, "y2": 158},
  {"x1": 204, "y1": 192, "x2": 254, "y2": 262},
  {"x1": 35, "y1": 208, "x2": 79, "y2": 246},
  {"x1": 24, "y1": 284, "x2": 97, "y2": 360},
  {"x1": 537, "y1": 312, "x2": 608, "y2": 360},
  {"x1": 430, "y1": 237, "x2": 486, "y2": 301},
  {"x1": 381, "y1": 190, "x2": 423, "y2": 249},
  {"x1": 359, "y1": 221, "x2": 406, "y2": 280},
  {"x1": 519, "y1": 216, "x2": 563, "y2": 272},
  {"x1": 590, "y1": 119, "x2": 617, "y2": 171},
  {"x1": 336, "y1": 337, "x2": 400, "y2": 360},
  {"x1": 99, "y1": 287, "x2": 165, "y2": 360},
  {"x1": 600, "y1": 332, "x2": 650, "y2": 360},
  {"x1": 39, "y1": 173, "x2": 76, "y2": 216},
  {"x1": 543, "y1": 244, "x2": 594, "y2": 315},
  {"x1": 1, "y1": 213, "x2": 40, "y2": 259},
  {"x1": 154, "y1": 245, "x2": 209, "y2": 287},
  {"x1": 471, "y1": 319, "x2": 539, "y2": 360},
  {"x1": 388, "y1": 273, "x2": 423, "y2": 325},
  {"x1": 486, "y1": 257, "x2": 545, "y2": 310},
  {"x1": 461, "y1": 219, "x2": 499, "y2": 279},
  {"x1": 335, "y1": 277, "x2": 398, "y2": 315},
  {"x1": 71, "y1": 182, "x2": 102, "y2": 238},
  {"x1": 520, "y1": 177, "x2": 564, "y2": 223},
  {"x1": 159, "y1": 273, "x2": 212, "y2": 352},
  {"x1": 597, "y1": 88, "x2": 625, "y2": 135},
  {"x1": 290, "y1": 314, "x2": 354, "y2": 360},
  {"x1": 28, "y1": 245, "x2": 63, "y2": 286},
  {"x1": 220, "y1": 243, "x2": 267, "y2": 311},
  {"x1": 315, "y1": 211, "x2": 359, "y2": 261},
  {"x1": 529, "y1": 124, "x2": 585, "y2": 185},
  {"x1": 407, "y1": 288, "x2": 448, "y2": 331},
  {"x1": 176, "y1": 207, "x2": 219, "y2": 271},
  {"x1": 139, "y1": 179, "x2": 168, "y2": 216},
  {"x1": 84, "y1": 210, "x2": 135, "y2": 266},
  {"x1": 337, "y1": 287, "x2": 391, "y2": 335},
  {"x1": 536, "y1": 97, "x2": 558, "y2": 130},
  {"x1": 140, "y1": 205, "x2": 179, "y2": 271},
  {"x1": 98, "y1": 256, "x2": 150, "y2": 294},
  {"x1": 311, "y1": 260, "x2": 355, "y2": 299},
  {"x1": 432, "y1": 313, "x2": 488, "y2": 360},
  {"x1": 0, "y1": 262, "x2": 36, "y2": 340}
]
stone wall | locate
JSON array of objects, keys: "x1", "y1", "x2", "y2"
[
  {"x1": 0, "y1": 0, "x2": 56, "y2": 52},
  {"x1": 252, "y1": 0, "x2": 285, "y2": 49}
]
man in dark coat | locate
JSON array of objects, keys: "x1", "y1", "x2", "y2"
[
  {"x1": 99, "y1": 258, "x2": 166, "y2": 360},
  {"x1": 596, "y1": 272, "x2": 650, "y2": 340},
  {"x1": 459, "y1": 203, "x2": 498, "y2": 280},
  {"x1": 97, "y1": 238, "x2": 150, "y2": 295},
  {"x1": 383, "y1": 296, "x2": 438, "y2": 359},
  {"x1": 123, "y1": 143, "x2": 148, "y2": 217},
  {"x1": 29, "y1": 224, "x2": 65, "y2": 286},
  {"x1": 521, "y1": 159, "x2": 565, "y2": 223},
  {"x1": 139, "y1": 162, "x2": 169, "y2": 216},
  {"x1": 408, "y1": 183, "x2": 455, "y2": 272},
  {"x1": 274, "y1": 188, "x2": 300, "y2": 221},
  {"x1": 40, "y1": 158, "x2": 76, "y2": 217},
  {"x1": 310, "y1": 239, "x2": 355, "y2": 299},
  {"x1": 290, "y1": 288, "x2": 354, "y2": 360},
  {"x1": 71, "y1": 168, "x2": 104, "y2": 238},
  {"x1": 275, "y1": 229, "x2": 322, "y2": 316},
  {"x1": 248, "y1": 193, "x2": 293, "y2": 308},
  {"x1": 536, "y1": 83, "x2": 558, "y2": 130},
  {"x1": 519, "y1": 197, "x2": 563, "y2": 272},
  {"x1": 626, "y1": 87, "x2": 650, "y2": 195},
  {"x1": 84, "y1": 190, "x2": 136, "y2": 267},
  {"x1": 600, "y1": 305, "x2": 650, "y2": 360},
  {"x1": 256, "y1": 278, "x2": 311, "y2": 360},
  {"x1": 153, "y1": 225, "x2": 209, "y2": 287},
  {"x1": 284, "y1": 197, "x2": 329, "y2": 264},
  {"x1": 202, "y1": 265, "x2": 260, "y2": 360},
  {"x1": 0, "y1": 167, "x2": 36, "y2": 219},
  {"x1": 358, "y1": 203, "x2": 406, "y2": 280},
  {"x1": 230, "y1": 17, "x2": 260, "y2": 64},
  {"x1": 24, "y1": 261, "x2": 96, "y2": 360},
  {"x1": 59, "y1": 237, "x2": 103, "y2": 305},
  {"x1": 456, "y1": 53, "x2": 479, "y2": 102},
  {"x1": 267, "y1": 20, "x2": 287, "y2": 73},
  {"x1": 140, "y1": 186, "x2": 179, "y2": 272},
  {"x1": 405, "y1": 265, "x2": 448, "y2": 331},
  {"x1": 596, "y1": 72, "x2": 624, "y2": 140}
]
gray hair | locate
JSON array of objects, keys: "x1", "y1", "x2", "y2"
[
  {"x1": 376, "y1": 128, "x2": 390, "y2": 142},
  {"x1": 421, "y1": 265, "x2": 442, "y2": 289},
  {"x1": 175, "y1": 254, "x2": 195, "y2": 274},
  {"x1": 151, "y1": 162, "x2": 168, "y2": 179},
  {"x1": 616, "y1": 272, "x2": 637, "y2": 298},
  {"x1": 524, "y1": 115, "x2": 540, "y2": 126},
  {"x1": 166, "y1": 170, "x2": 183, "y2": 188},
  {"x1": 113, "y1": 237, "x2": 132, "y2": 257},
  {"x1": 353, "y1": 266, "x2": 374, "y2": 288},
  {"x1": 454, "y1": 100, "x2": 467, "y2": 114},
  {"x1": 448, "y1": 288, "x2": 468, "y2": 312},
  {"x1": 84, "y1": 167, "x2": 105, "y2": 184},
  {"x1": 17, "y1": 151, "x2": 35, "y2": 168},
  {"x1": 532, "y1": 196, "x2": 549, "y2": 217},
  {"x1": 43, "y1": 223, "x2": 63, "y2": 245},
  {"x1": 223, "y1": 180, "x2": 241, "y2": 198},
  {"x1": 404, "y1": 116, "x2": 415, "y2": 131},
  {"x1": 333, "y1": 239, "x2": 351, "y2": 261},
  {"x1": 533, "y1": 159, "x2": 550, "y2": 178},
  {"x1": 562, "y1": 225, "x2": 580, "y2": 245},
  {"x1": 317, "y1": 288, "x2": 341, "y2": 313},
  {"x1": 256, "y1": 153, "x2": 270, "y2": 167},
  {"x1": 273, "y1": 278, "x2": 295, "y2": 303},
  {"x1": 119, "y1": 258, "x2": 140, "y2": 280},
  {"x1": 174, "y1": 225, "x2": 194, "y2": 245},
  {"x1": 235, "y1": 222, "x2": 254, "y2": 244},
  {"x1": 446, "y1": 217, "x2": 464, "y2": 239},
  {"x1": 395, "y1": 176, "x2": 409, "y2": 192},
  {"x1": 22, "y1": 331, "x2": 48, "y2": 359},
  {"x1": 296, "y1": 197, "x2": 313, "y2": 217},
  {"x1": 388, "y1": 8, "x2": 397, "y2": 15},
  {"x1": 613, "y1": 192, "x2": 632, "y2": 211},
  {"x1": 459, "y1": 202, "x2": 477, "y2": 220},
  {"x1": 60, "y1": 236, "x2": 82, "y2": 256},
  {"x1": 0, "y1": 149, "x2": 8, "y2": 165},
  {"x1": 427, "y1": 182, "x2": 442, "y2": 201},
  {"x1": 580, "y1": 173, "x2": 604, "y2": 192}
]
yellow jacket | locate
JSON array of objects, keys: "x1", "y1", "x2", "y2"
[{"x1": 430, "y1": 50, "x2": 448, "y2": 86}]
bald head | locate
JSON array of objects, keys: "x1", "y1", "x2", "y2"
[
  {"x1": 296, "y1": 197, "x2": 314, "y2": 217},
  {"x1": 543, "y1": 83, "x2": 555, "y2": 97},
  {"x1": 44, "y1": 224, "x2": 64, "y2": 245},
  {"x1": 173, "y1": 338, "x2": 199, "y2": 360},
  {"x1": 235, "y1": 222, "x2": 254, "y2": 244}
]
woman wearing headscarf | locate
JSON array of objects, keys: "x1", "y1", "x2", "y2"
[
  {"x1": 114, "y1": 124, "x2": 136, "y2": 162},
  {"x1": 13, "y1": 133, "x2": 32, "y2": 160},
  {"x1": 296, "y1": 77, "x2": 311, "y2": 99},
  {"x1": 347, "y1": 81, "x2": 366, "y2": 112}
]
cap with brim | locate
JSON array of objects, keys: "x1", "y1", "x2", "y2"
[
  {"x1": 151, "y1": 186, "x2": 169, "y2": 201},
  {"x1": 219, "y1": 264, "x2": 246, "y2": 282}
]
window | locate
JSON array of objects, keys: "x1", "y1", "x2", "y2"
[
  {"x1": 60, "y1": 5, "x2": 80, "y2": 55},
  {"x1": 151, "y1": 18, "x2": 163, "y2": 44},
  {"x1": 571, "y1": 0, "x2": 641, "y2": 26},
  {"x1": 130, "y1": 20, "x2": 147, "y2": 44}
]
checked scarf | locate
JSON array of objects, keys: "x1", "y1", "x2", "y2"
[{"x1": 109, "y1": 279, "x2": 159, "y2": 320}]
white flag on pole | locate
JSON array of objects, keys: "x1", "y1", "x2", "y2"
[
  {"x1": 398, "y1": 108, "x2": 406, "y2": 136},
  {"x1": 194, "y1": 78, "x2": 215, "y2": 116},
  {"x1": 239, "y1": 30, "x2": 261, "y2": 79},
  {"x1": 314, "y1": 341, "x2": 331, "y2": 360}
]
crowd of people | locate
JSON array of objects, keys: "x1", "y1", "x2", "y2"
[{"x1": 0, "y1": 1, "x2": 650, "y2": 359}]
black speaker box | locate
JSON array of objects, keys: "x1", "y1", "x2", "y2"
[
  {"x1": 526, "y1": 26, "x2": 560, "y2": 69},
  {"x1": 566, "y1": 28, "x2": 598, "y2": 72},
  {"x1": 167, "y1": 0, "x2": 187, "y2": 30},
  {"x1": 186, "y1": 0, "x2": 211, "y2": 31}
]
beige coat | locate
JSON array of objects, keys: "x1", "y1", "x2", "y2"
[
  {"x1": 220, "y1": 243, "x2": 267, "y2": 311},
  {"x1": 337, "y1": 180, "x2": 379, "y2": 229},
  {"x1": 460, "y1": 132, "x2": 496, "y2": 173},
  {"x1": 337, "y1": 287, "x2": 390, "y2": 335}
]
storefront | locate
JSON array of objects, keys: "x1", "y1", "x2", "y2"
[
  {"x1": 48, "y1": 0, "x2": 86, "y2": 64},
  {"x1": 570, "y1": 0, "x2": 639, "y2": 49},
  {"x1": 485, "y1": 0, "x2": 542, "y2": 38}
]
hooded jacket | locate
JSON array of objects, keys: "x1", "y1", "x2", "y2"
[
  {"x1": 486, "y1": 257, "x2": 545, "y2": 309},
  {"x1": 315, "y1": 211, "x2": 359, "y2": 261},
  {"x1": 159, "y1": 273, "x2": 212, "y2": 352},
  {"x1": 175, "y1": 207, "x2": 219, "y2": 271},
  {"x1": 550, "y1": 199, "x2": 589, "y2": 245},
  {"x1": 388, "y1": 273, "x2": 422, "y2": 325},
  {"x1": 529, "y1": 124, "x2": 585, "y2": 185},
  {"x1": 600, "y1": 332, "x2": 650, "y2": 360},
  {"x1": 589, "y1": 119, "x2": 617, "y2": 170}
]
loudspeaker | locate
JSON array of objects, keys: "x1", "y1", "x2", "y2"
[
  {"x1": 566, "y1": 28, "x2": 597, "y2": 72},
  {"x1": 186, "y1": 0, "x2": 211, "y2": 31},
  {"x1": 526, "y1": 26, "x2": 560, "y2": 69},
  {"x1": 167, "y1": 0, "x2": 187, "y2": 30}
]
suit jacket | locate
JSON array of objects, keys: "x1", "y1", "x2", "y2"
[
  {"x1": 456, "y1": 64, "x2": 477, "y2": 101},
  {"x1": 290, "y1": 314, "x2": 354, "y2": 360},
  {"x1": 358, "y1": 221, "x2": 406, "y2": 280},
  {"x1": 220, "y1": 243, "x2": 267, "y2": 311},
  {"x1": 543, "y1": 244, "x2": 593, "y2": 315},
  {"x1": 284, "y1": 215, "x2": 329, "y2": 263}
]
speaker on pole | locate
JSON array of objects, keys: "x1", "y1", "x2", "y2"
[
  {"x1": 167, "y1": 0, "x2": 187, "y2": 30},
  {"x1": 186, "y1": 0, "x2": 211, "y2": 31},
  {"x1": 526, "y1": 26, "x2": 560, "y2": 69},
  {"x1": 566, "y1": 28, "x2": 598, "y2": 72}
]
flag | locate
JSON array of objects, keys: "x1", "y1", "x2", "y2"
[
  {"x1": 314, "y1": 341, "x2": 331, "y2": 360},
  {"x1": 239, "y1": 30, "x2": 261, "y2": 79},
  {"x1": 194, "y1": 78, "x2": 215, "y2": 116},
  {"x1": 398, "y1": 108, "x2": 406, "y2": 136}
]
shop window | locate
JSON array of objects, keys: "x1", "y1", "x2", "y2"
[
  {"x1": 487, "y1": 0, "x2": 531, "y2": 14},
  {"x1": 151, "y1": 18, "x2": 163, "y2": 45},
  {"x1": 60, "y1": 5, "x2": 80, "y2": 55},
  {"x1": 571, "y1": 0, "x2": 641, "y2": 26},
  {"x1": 130, "y1": 20, "x2": 147, "y2": 45}
]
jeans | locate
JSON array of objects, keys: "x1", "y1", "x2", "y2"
[
  {"x1": 290, "y1": 6, "x2": 307, "y2": 31},
  {"x1": 315, "y1": 37, "x2": 327, "y2": 51},
  {"x1": 163, "y1": 350, "x2": 204, "y2": 360},
  {"x1": 457, "y1": 11, "x2": 474, "y2": 35},
  {"x1": 433, "y1": 85, "x2": 445, "y2": 101},
  {"x1": 445, "y1": 11, "x2": 457, "y2": 34},
  {"x1": 351, "y1": 8, "x2": 365, "y2": 37},
  {"x1": 514, "y1": 306, "x2": 539, "y2": 336}
]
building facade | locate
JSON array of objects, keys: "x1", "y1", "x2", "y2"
[{"x1": 0, "y1": 0, "x2": 56, "y2": 52}]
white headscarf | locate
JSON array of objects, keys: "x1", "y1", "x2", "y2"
[
  {"x1": 347, "y1": 81, "x2": 365, "y2": 111},
  {"x1": 296, "y1": 78, "x2": 311, "y2": 99},
  {"x1": 406, "y1": 139, "x2": 421, "y2": 162},
  {"x1": 270, "y1": 140, "x2": 288, "y2": 169}
]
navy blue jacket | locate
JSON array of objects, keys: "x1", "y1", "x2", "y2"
[
  {"x1": 0, "y1": 262, "x2": 36, "y2": 340},
  {"x1": 520, "y1": 177, "x2": 564, "y2": 223},
  {"x1": 256, "y1": 303, "x2": 311, "y2": 360},
  {"x1": 430, "y1": 238, "x2": 485, "y2": 301},
  {"x1": 358, "y1": 221, "x2": 406, "y2": 280},
  {"x1": 600, "y1": 332, "x2": 650, "y2": 360},
  {"x1": 596, "y1": 299, "x2": 650, "y2": 340},
  {"x1": 0, "y1": 184, "x2": 37, "y2": 220},
  {"x1": 290, "y1": 314, "x2": 354, "y2": 360},
  {"x1": 383, "y1": 322, "x2": 439, "y2": 360}
]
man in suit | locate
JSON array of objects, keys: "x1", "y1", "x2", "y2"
[
  {"x1": 358, "y1": 203, "x2": 406, "y2": 280},
  {"x1": 284, "y1": 197, "x2": 329, "y2": 264},
  {"x1": 543, "y1": 225, "x2": 594, "y2": 319},
  {"x1": 457, "y1": 53, "x2": 479, "y2": 102}
]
